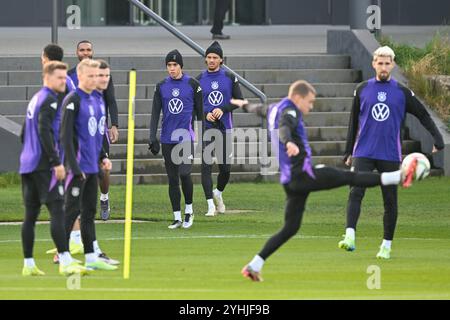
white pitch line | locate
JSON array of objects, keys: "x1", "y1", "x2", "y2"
[
  {"x1": 0, "y1": 234, "x2": 448, "y2": 244},
  {"x1": 0, "y1": 234, "x2": 272, "y2": 244},
  {"x1": 0, "y1": 287, "x2": 237, "y2": 293},
  {"x1": 0, "y1": 220, "x2": 152, "y2": 226},
  {"x1": 0, "y1": 287, "x2": 449, "y2": 299}
]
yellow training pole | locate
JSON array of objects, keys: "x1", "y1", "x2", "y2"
[{"x1": 123, "y1": 69, "x2": 136, "y2": 279}]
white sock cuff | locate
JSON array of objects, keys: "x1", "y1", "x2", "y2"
[
  {"x1": 249, "y1": 255, "x2": 265, "y2": 273},
  {"x1": 207, "y1": 199, "x2": 215, "y2": 208},
  {"x1": 185, "y1": 204, "x2": 193, "y2": 214},
  {"x1": 85, "y1": 253, "x2": 97, "y2": 263},
  {"x1": 382, "y1": 239, "x2": 392, "y2": 249},
  {"x1": 93, "y1": 240, "x2": 102, "y2": 255},
  {"x1": 70, "y1": 230, "x2": 81, "y2": 237},
  {"x1": 174, "y1": 211, "x2": 182, "y2": 221},
  {"x1": 70, "y1": 230, "x2": 82, "y2": 245},
  {"x1": 59, "y1": 252, "x2": 73, "y2": 267},
  {"x1": 381, "y1": 170, "x2": 401, "y2": 186},
  {"x1": 24, "y1": 258, "x2": 36, "y2": 268},
  {"x1": 345, "y1": 228, "x2": 355, "y2": 240}
]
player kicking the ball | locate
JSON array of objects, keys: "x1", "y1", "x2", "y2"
[{"x1": 232, "y1": 80, "x2": 418, "y2": 282}]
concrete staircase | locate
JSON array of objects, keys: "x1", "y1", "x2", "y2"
[{"x1": 0, "y1": 54, "x2": 422, "y2": 183}]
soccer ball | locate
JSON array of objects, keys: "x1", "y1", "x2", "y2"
[{"x1": 401, "y1": 152, "x2": 431, "y2": 181}]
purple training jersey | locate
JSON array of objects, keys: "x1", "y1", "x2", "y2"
[
  {"x1": 198, "y1": 68, "x2": 235, "y2": 131},
  {"x1": 267, "y1": 97, "x2": 314, "y2": 185},
  {"x1": 159, "y1": 74, "x2": 197, "y2": 144},
  {"x1": 61, "y1": 88, "x2": 105, "y2": 175},
  {"x1": 19, "y1": 87, "x2": 59, "y2": 174},
  {"x1": 352, "y1": 78, "x2": 407, "y2": 162}
]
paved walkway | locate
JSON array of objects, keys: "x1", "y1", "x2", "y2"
[{"x1": 0, "y1": 25, "x2": 447, "y2": 56}]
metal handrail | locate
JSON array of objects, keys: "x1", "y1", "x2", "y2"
[{"x1": 129, "y1": 0, "x2": 267, "y2": 103}]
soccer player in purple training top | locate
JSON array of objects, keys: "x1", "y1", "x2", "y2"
[
  {"x1": 197, "y1": 41, "x2": 244, "y2": 216},
  {"x1": 39, "y1": 44, "x2": 81, "y2": 262},
  {"x1": 231, "y1": 80, "x2": 418, "y2": 282},
  {"x1": 60, "y1": 59, "x2": 117, "y2": 271},
  {"x1": 50, "y1": 59, "x2": 118, "y2": 266},
  {"x1": 19, "y1": 61, "x2": 88, "y2": 276},
  {"x1": 60, "y1": 40, "x2": 118, "y2": 257},
  {"x1": 149, "y1": 50, "x2": 204, "y2": 229},
  {"x1": 41, "y1": 44, "x2": 76, "y2": 95},
  {"x1": 40, "y1": 44, "x2": 76, "y2": 165},
  {"x1": 339, "y1": 46, "x2": 444, "y2": 259},
  {"x1": 89, "y1": 59, "x2": 120, "y2": 266},
  {"x1": 68, "y1": 40, "x2": 119, "y2": 220}
]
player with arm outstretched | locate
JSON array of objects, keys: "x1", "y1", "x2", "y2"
[
  {"x1": 232, "y1": 80, "x2": 417, "y2": 282},
  {"x1": 197, "y1": 41, "x2": 244, "y2": 216}
]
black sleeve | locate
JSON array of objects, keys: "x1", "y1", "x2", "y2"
[
  {"x1": 189, "y1": 78, "x2": 204, "y2": 137},
  {"x1": 196, "y1": 73, "x2": 210, "y2": 118},
  {"x1": 99, "y1": 144, "x2": 108, "y2": 163},
  {"x1": 400, "y1": 84, "x2": 445, "y2": 150},
  {"x1": 38, "y1": 97, "x2": 61, "y2": 167},
  {"x1": 243, "y1": 103, "x2": 268, "y2": 119},
  {"x1": 190, "y1": 78, "x2": 204, "y2": 121},
  {"x1": 104, "y1": 76, "x2": 119, "y2": 127},
  {"x1": 61, "y1": 94, "x2": 82, "y2": 175},
  {"x1": 20, "y1": 122, "x2": 25, "y2": 144},
  {"x1": 149, "y1": 83, "x2": 162, "y2": 143},
  {"x1": 344, "y1": 82, "x2": 367, "y2": 159},
  {"x1": 278, "y1": 107, "x2": 298, "y2": 145},
  {"x1": 222, "y1": 71, "x2": 244, "y2": 113},
  {"x1": 98, "y1": 135, "x2": 109, "y2": 162}
]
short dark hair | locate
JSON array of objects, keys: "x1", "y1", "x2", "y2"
[
  {"x1": 43, "y1": 61, "x2": 68, "y2": 76},
  {"x1": 77, "y1": 40, "x2": 92, "y2": 49},
  {"x1": 43, "y1": 44, "x2": 64, "y2": 62},
  {"x1": 288, "y1": 80, "x2": 316, "y2": 98},
  {"x1": 96, "y1": 59, "x2": 110, "y2": 69}
]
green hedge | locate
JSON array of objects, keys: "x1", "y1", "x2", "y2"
[{"x1": 379, "y1": 32, "x2": 450, "y2": 130}]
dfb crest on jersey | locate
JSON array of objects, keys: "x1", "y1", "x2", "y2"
[
  {"x1": 377, "y1": 91, "x2": 387, "y2": 102},
  {"x1": 71, "y1": 187, "x2": 80, "y2": 197},
  {"x1": 168, "y1": 98, "x2": 184, "y2": 114},
  {"x1": 58, "y1": 185, "x2": 64, "y2": 196},
  {"x1": 211, "y1": 81, "x2": 219, "y2": 90},
  {"x1": 172, "y1": 88, "x2": 180, "y2": 97}
]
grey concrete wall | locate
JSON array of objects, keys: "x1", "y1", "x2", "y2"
[
  {"x1": 327, "y1": 29, "x2": 450, "y2": 175},
  {"x1": 0, "y1": 115, "x2": 21, "y2": 173},
  {"x1": 0, "y1": 0, "x2": 65, "y2": 27}
]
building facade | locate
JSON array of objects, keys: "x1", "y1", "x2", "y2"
[{"x1": 0, "y1": 0, "x2": 449, "y2": 27}]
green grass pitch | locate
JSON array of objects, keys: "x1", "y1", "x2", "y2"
[{"x1": 0, "y1": 178, "x2": 449, "y2": 299}]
